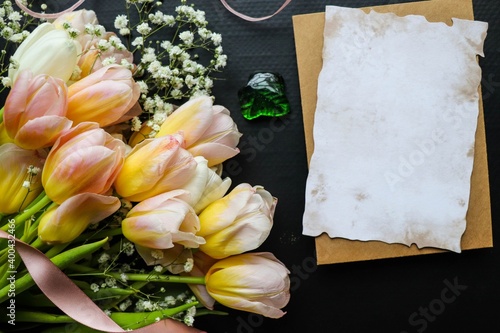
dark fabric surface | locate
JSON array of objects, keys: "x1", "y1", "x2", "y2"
[{"x1": 10, "y1": 1, "x2": 500, "y2": 332}]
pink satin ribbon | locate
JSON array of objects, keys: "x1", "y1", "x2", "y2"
[
  {"x1": 14, "y1": 0, "x2": 86, "y2": 19},
  {"x1": 0, "y1": 230, "x2": 203, "y2": 333},
  {"x1": 219, "y1": 0, "x2": 292, "y2": 21},
  {"x1": 15, "y1": 0, "x2": 291, "y2": 21}
]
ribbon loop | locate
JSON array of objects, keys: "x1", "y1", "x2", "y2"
[
  {"x1": 14, "y1": 0, "x2": 86, "y2": 19},
  {"x1": 219, "y1": 0, "x2": 291, "y2": 21}
]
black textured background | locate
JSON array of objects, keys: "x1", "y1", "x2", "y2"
[{"x1": 14, "y1": 1, "x2": 500, "y2": 332}]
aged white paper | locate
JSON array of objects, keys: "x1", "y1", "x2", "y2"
[{"x1": 302, "y1": 6, "x2": 488, "y2": 252}]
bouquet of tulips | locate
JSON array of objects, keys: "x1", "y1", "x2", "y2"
[{"x1": 0, "y1": 1, "x2": 290, "y2": 332}]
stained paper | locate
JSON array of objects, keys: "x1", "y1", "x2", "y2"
[{"x1": 302, "y1": 6, "x2": 488, "y2": 253}]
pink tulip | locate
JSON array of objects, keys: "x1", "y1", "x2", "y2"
[
  {"x1": 187, "y1": 104, "x2": 242, "y2": 166},
  {"x1": 66, "y1": 65, "x2": 140, "y2": 127},
  {"x1": 0, "y1": 143, "x2": 45, "y2": 215},
  {"x1": 42, "y1": 122, "x2": 126, "y2": 204},
  {"x1": 122, "y1": 190, "x2": 205, "y2": 249},
  {"x1": 205, "y1": 252, "x2": 290, "y2": 318},
  {"x1": 3, "y1": 70, "x2": 71, "y2": 149},
  {"x1": 52, "y1": 9, "x2": 99, "y2": 49},
  {"x1": 156, "y1": 96, "x2": 242, "y2": 167},
  {"x1": 38, "y1": 193, "x2": 121, "y2": 244},
  {"x1": 114, "y1": 134, "x2": 197, "y2": 202},
  {"x1": 77, "y1": 32, "x2": 135, "y2": 78}
]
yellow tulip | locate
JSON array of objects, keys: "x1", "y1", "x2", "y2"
[
  {"x1": 42, "y1": 122, "x2": 126, "y2": 204},
  {"x1": 198, "y1": 183, "x2": 276, "y2": 259},
  {"x1": 205, "y1": 252, "x2": 290, "y2": 318},
  {"x1": 38, "y1": 193, "x2": 120, "y2": 244},
  {"x1": 121, "y1": 190, "x2": 205, "y2": 249},
  {"x1": 66, "y1": 65, "x2": 140, "y2": 127},
  {"x1": 114, "y1": 134, "x2": 197, "y2": 202},
  {"x1": 0, "y1": 143, "x2": 45, "y2": 215},
  {"x1": 8, "y1": 22, "x2": 81, "y2": 84}
]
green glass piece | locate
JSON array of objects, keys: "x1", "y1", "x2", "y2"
[{"x1": 238, "y1": 72, "x2": 290, "y2": 120}]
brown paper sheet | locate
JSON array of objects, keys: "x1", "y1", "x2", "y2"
[{"x1": 293, "y1": 0, "x2": 493, "y2": 265}]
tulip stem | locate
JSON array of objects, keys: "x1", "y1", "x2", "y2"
[{"x1": 68, "y1": 267, "x2": 206, "y2": 285}]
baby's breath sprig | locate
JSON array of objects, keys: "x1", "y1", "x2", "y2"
[{"x1": 115, "y1": 0, "x2": 228, "y2": 130}]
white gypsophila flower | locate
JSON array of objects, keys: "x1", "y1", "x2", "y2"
[
  {"x1": 1, "y1": 76, "x2": 11, "y2": 87},
  {"x1": 22, "y1": 180, "x2": 30, "y2": 189},
  {"x1": 136, "y1": 22, "x2": 151, "y2": 35},
  {"x1": 137, "y1": 81, "x2": 149, "y2": 94},
  {"x1": 132, "y1": 36, "x2": 143, "y2": 47},
  {"x1": 131, "y1": 116, "x2": 142, "y2": 132},
  {"x1": 120, "y1": 58, "x2": 134, "y2": 70},
  {"x1": 210, "y1": 32, "x2": 222, "y2": 46},
  {"x1": 119, "y1": 27, "x2": 131, "y2": 36},
  {"x1": 183, "y1": 258, "x2": 194, "y2": 272},
  {"x1": 182, "y1": 59, "x2": 197, "y2": 73},
  {"x1": 102, "y1": 57, "x2": 116, "y2": 66},
  {"x1": 179, "y1": 30, "x2": 194, "y2": 45},
  {"x1": 215, "y1": 54, "x2": 228, "y2": 69},
  {"x1": 184, "y1": 316, "x2": 195, "y2": 327},
  {"x1": 170, "y1": 88, "x2": 182, "y2": 99},
  {"x1": 148, "y1": 11, "x2": 164, "y2": 25},
  {"x1": 119, "y1": 299, "x2": 132, "y2": 311},
  {"x1": 164, "y1": 295, "x2": 176, "y2": 306},
  {"x1": 114, "y1": 15, "x2": 128, "y2": 29},
  {"x1": 98, "y1": 253, "x2": 111, "y2": 264},
  {"x1": 154, "y1": 265, "x2": 163, "y2": 272},
  {"x1": 163, "y1": 14, "x2": 175, "y2": 26},
  {"x1": 160, "y1": 40, "x2": 172, "y2": 50},
  {"x1": 184, "y1": 75, "x2": 198, "y2": 88},
  {"x1": 198, "y1": 27, "x2": 211, "y2": 39},
  {"x1": 97, "y1": 38, "x2": 110, "y2": 51},
  {"x1": 105, "y1": 277, "x2": 117, "y2": 287},
  {"x1": 109, "y1": 35, "x2": 126, "y2": 50},
  {"x1": 141, "y1": 48, "x2": 156, "y2": 63},
  {"x1": 120, "y1": 273, "x2": 129, "y2": 282},
  {"x1": 151, "y1": 249, "x2": 164, "y2": 260},
  {"x1": 8, "y1": 32, "x2": 24, "y2": 43},
  {"x1": 90, "y1": 283, "x2": 99, "y2": 292},
  {"x1": 7, "y1": 11, "x2": 21, "y2": 22},
  {"x1": 176, "y1": 292, "x2": 187, "y2": 302},
  {"x1": 186, "y1": 305, "x2": 196, "y2": 316}
]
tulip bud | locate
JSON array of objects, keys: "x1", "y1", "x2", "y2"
[
  {"x1": 52, "y1": 9, "x2": 99, "y2": 48},
  {"x1": 114, "y1": 134, "x2": 197, "y2": 202},
  {"x1": 38, "y1": 193, "x2": 121, "y2": 244},
  {"x1": 0, "y1": 143, "x2": 45, "y2": 215},
  {"x1": 198, "y1": 183, "x2": 276, "y2": 259},
  {"x1": 122, "y1": 190, "x2": 205, "y2": 250},
  {"x1": 66, "y1": 65, "x2": 140, "y2": 127},
  {"x1": 205, "y1": 252, "x2": 290, "y2": 318},
  {"x1": 186, "y1": 104, "x2": 242, "y2": 167},
  {"x1": 42, "y1": 122, "x2": 126, "y2": 204},
  {"x1": 156, "y1": 96, "x2": 241, "y2": 167},
  {"x1": 8, "y1": 23, "x2": 82, "y2": 84},
  {"x1": 3, "y1": 70, "x2": 71, "y2": 149}
]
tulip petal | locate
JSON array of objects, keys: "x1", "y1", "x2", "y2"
[
  {"x1": 38, "y1": 193, "x2": 121, "y2": 244},
  {"x1": 198, "y1": 183, "x2": 254, "y2": 236},
  {"x1": 188, "y1": 142, "x2": 240, "y2": 167},
  {"x1": 14, "y1": 115, "x2": 72, "y2": 149},
  {"x1": 156, "y1": 96, "x2": 214, "y2": 146}
]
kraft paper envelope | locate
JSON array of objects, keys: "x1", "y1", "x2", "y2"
[{"x1": 293, "y1": 0, "x2": 493, "y2": 265}]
